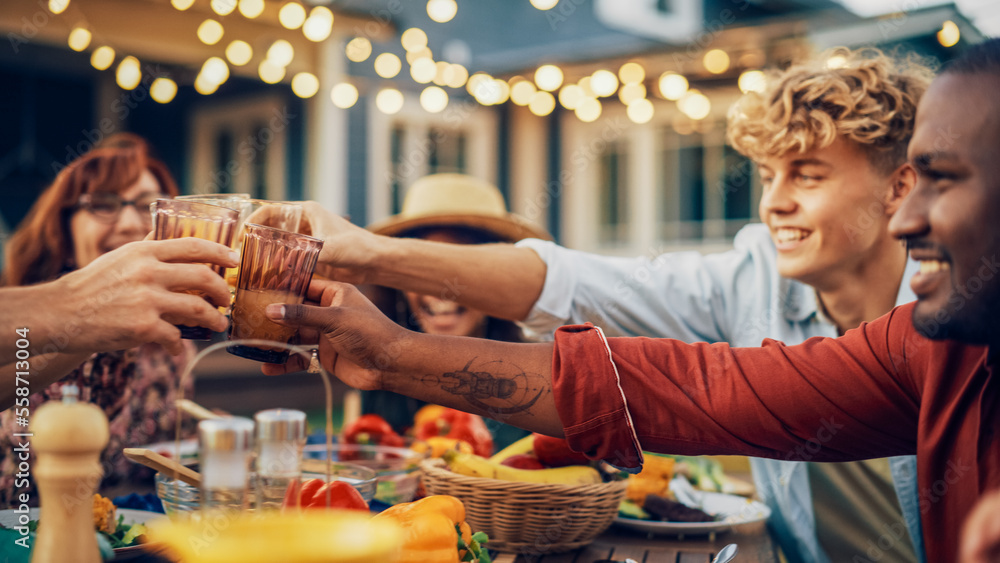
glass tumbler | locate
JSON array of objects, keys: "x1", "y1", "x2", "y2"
[
  {"x1": 227, "y1": 223, "x2": 323, "y2": 363},
  {"x1": 150, "y1": 199, "x2": 240, "y2": 340}
]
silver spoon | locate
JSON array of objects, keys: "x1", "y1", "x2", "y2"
[{"x1": 711, "y1": 543, "x2": 738, "y2": 563}]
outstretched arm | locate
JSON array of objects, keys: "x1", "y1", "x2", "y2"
[
  {"x1": 295, "y1": 202, "x2": 547, "y2": 322},
  {"x1": 1, "y1": 238, "x2": 237, "y2": 409}
]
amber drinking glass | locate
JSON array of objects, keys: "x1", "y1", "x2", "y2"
[
  {"x1": 227, "y1": 223, "x2": 323, "y2": 363},
  {"x1": 151, "y1": 199, "x2": 240, "y2": 339}
]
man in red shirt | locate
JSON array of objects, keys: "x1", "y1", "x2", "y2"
[{"x1": 264, "y1": 40, "x2": 1000, "y2": 561}]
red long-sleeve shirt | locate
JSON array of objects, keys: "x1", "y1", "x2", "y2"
[{"x1": 552, "y1": 303, "x2": 997, "y2": 562}]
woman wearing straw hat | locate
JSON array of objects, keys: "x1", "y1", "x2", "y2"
[{"x1": 354, "y1": 173, "x2": 550, "y2": 444}]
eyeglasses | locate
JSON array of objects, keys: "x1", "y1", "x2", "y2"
[{"x1": 76, "y1": 192, "x2": 162, "y2": 223}]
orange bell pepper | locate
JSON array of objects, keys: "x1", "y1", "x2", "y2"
[
  {"x1": 414, "y1": 407, "x2": 493, "y2": 457},
  {"x1": 373, "y1": 495, "x2": 475, "y2": 563}
]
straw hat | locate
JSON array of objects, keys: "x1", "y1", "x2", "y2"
[{"x1": 367, "y1": 173, "x2": 551, "y2": 242}]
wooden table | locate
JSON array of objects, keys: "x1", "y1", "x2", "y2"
[{"x1": 494, "y1": 521, "x2": 778, "y2": 563}]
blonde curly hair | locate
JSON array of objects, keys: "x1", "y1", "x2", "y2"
[{"x1": 727, "y1": 47, "x2": 935, "y2": 175}]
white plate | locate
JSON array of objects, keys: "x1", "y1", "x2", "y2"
[{"x1": 614, "y1": 492, "x2": 770, "y2": 536}]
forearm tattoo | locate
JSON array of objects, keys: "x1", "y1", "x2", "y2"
[{"x1": 420, "y1": 357, "x2": 548, "y2": 420}]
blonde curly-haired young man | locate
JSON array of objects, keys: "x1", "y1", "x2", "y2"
[{"x1": 286, "y1": 47, "x2": 935, "y2": 563}]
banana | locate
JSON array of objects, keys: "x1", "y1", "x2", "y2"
[
  {"x1": 445, "y1": 451, "x2": 602, "y2": 485},
  {"x1": 488, "y1": 434, "x2": 535, "y2": 463}
]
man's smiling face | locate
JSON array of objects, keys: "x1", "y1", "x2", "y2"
[{"x1": 889, "y1": 72, "x2": 1000, "y2": 344}]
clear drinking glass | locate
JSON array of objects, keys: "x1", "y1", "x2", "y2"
[
  {"x1": 227, "y1": 223, "x2": 323, "y2": 363},
  {"x1": 176, "y1": 194, "x2": 254, "y2": 294},
  {"x1": 150, "y1": 199, "x2": 240, "y2": 340}
]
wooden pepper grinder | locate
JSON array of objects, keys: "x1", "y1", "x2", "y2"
[{"x1": 30, "y1": 384, "x2": 109, "y2": 563}]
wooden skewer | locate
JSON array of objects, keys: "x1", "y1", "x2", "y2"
[
  {"x1": 123, "y1": 448, "x2": 202, "y2": 487},
  {"x1": 176, "y1": 399, "x2": 223, "y2": 421}
]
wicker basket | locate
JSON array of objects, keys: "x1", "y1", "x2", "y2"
[{"x1": 420, "y1": 458, "x2": 627, "y2": 554}]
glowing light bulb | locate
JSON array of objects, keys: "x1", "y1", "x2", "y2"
[
  {"x1": 150, "y1": 78, "x2": 178, "y2": 104},
  {"x1": 558, "y1": 84, "x2": 583, "y2": 110},
  {"x1": 703, "y1": 49, "x2": 730, "y2": 74},
  {"x1": 195, "y1": 73, "x2": 220, "y2": 95},
  {"x1": 202, "y1": 57, "x2": 230, "y2": 85},
  {"x1": 373, "y1": 53, "x2": 401, "y2": 79},
  {"x1": 90, "y1": 46, "x2": 115, "y2": 71},
  {"x1": 238, "y1": 0, "x2": 264, "y2": 18},
  {"x1": 590, "y1": 69, "x2": 618, "y2": 97},
  {"x1": 938, "y1": 20, "x2": 960, "y2": 47},
  {"x1": 197, "y1": 19, "x2": 224, "y2": 46},
  {"x1": 67, "y1": 27, "x2": 91, "y2": 52},
  {"x1": 528, "y1": 91, "x2": 556, "y2": 116},
  {"x1": 618, "y1": 82, "x2": 645, "y2": 106},
  {"x1": 291, "y1": 72, "x2": 319, "y2": 98},
  {"x1": 171, "y1": 0, "x2": 195, "y2": 9},
  {"x1": 678, "y1": 90, "x2": 711, "y2": 120},
  {"x1": 211, "y1": 0, "x2": 236, "y2": 16},
  {"x1": 738, "y1": 70, "x2": 766, "y2": 94},
  {"x1": 346, "y1": 37, "x2": 372, "y2": 62},
  {"x1": 420, "y1": 86, "x2": 449, "y2": 113},
  {"x1": 410, "y1": 57, "x2": 436, "y2": 83},
  {"x1": 49, "y1": 0, "x2": 69, "y2": 15},
  {"x1": 267, "y1": 40, "x2": 294, "y2": 67},
  {"x1": 534, "y1": 64, "x2": 563, "y2": 92},
  {"x1": 446, "y1": 64, "x2": 468, "y2": 89},
  {"x1": 279, "y1": 2, "x2": 307, "y2": 30},
  {"x1": 433, "y1": 60, "x2": 450, "y2": 86},
  {"x1": 331, "y1": 83, "x2": 359, "y2": 109},
  {"x1": 376, "y1": 88, "x2": 404, "y2": 114},
  {"x1": 426, "y1": 0, "x2": 457, "y2": 23},
  {"x1": 627, "y1": 98, "x2": 654, "y2": 124},
  {"x1": 226, "y1": 40, "x2": 253, "y2": 66},
  {"x1": 401, "y1": 28, "x2": 428, "y2": 52},
  {"x1": 303, "y1": 7, "x2": 333, "y2": 42},
  {"x1": 530, "y1": 0, "x2": 559, "y2": 9},
  {"x1": 116, "y1": 56, "x2": 141, "y2": 90},
  {"x1": 575, "y1": 97, "x2": 602, "y2": 122},
  {"x1": 618, "y1": 62, "x2": 645, "y2": 84},
  {"x1": 258, "y1": 59, "x2": 286, "y2": 84},
  {"x1": 510, "y1": 80, "x2": 536, "y2": 106},
  {"x1": 657, "y1": 72, "x2": 688, "y2": 100}
]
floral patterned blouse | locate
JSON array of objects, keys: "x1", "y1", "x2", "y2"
[{"x1": 0, "y1": 343, "x2": 195, "y2": 507}]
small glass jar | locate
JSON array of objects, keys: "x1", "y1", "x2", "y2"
[
  {"x1": 198, "y1": 417, "x2": 254, "y2": 513},
  {"x1": 254, "y1": 409, "x2": 306, "y2": 511}
]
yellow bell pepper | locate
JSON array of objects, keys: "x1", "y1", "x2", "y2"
[
  {"x1": 412, "y1": 436, "x2": 475, "y2": 458},
  {"x1": 373, "y1": 495, "x2": 473, "y2": 563}
]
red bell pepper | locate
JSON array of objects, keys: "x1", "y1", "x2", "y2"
[
  {"x1": 342, "y1": 413, "x2": 405, "y2": 447},
  {"x1": 283, "y1": 478, "x2": 369, "y2": 511},
  {"x1": 532, "y1": 433, "x2": 590, "y2": 467},
  {"x1": 414, "y1": 408, "x2": 493, "y2": 457}
]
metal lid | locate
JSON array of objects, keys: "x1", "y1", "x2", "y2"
[
  {"x1": 254, "y1": 409, "x2": 306, "y2": 442},
  {"x1": 198, "y1": 417, "x2": 255, "y2": 453}
]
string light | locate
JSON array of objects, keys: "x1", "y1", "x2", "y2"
[
  {"x1": 678, "y1": 90, "x2": 711, "y2": 120},
  {"x1": 346, "y1": 37, "x2": 372, "y2": 62},
  {"x1": 530, "y1": 0, "x2": 559, "y2": 9},
  {"x1": 238, "y1": 0, "x2": 264, "y2": 18},
  {"x1": 703, "y1": 49, "x2": 730, "y2": 74},
  {"x1": 528, "y1": 91, "x2": 556, "y2": 116},
  {"x1": 427, "y1": 0, "x2": 457, "y2": 23},
  {"x1": 446, "y1": 64, "x2": 468, "y2": 89},
  {"x1": 590, "y1": 70, "x2": 618, "y2": 97},
  {"x1": 534, "y1": 65, "x2": 563, "y2": 92},
  {"x1": 657, "y1": 72, "x2": 688, "y2": 100},
  {"x1": 67, "y1": 28, "x2": 91, "y2": 52},
  {"x1": 266, "y1": 40, "x2": 294, "y2": 67},
  {"x1": 938, "y1": 20, "x2": 960, "y2": 47},
  {"x1": 195, "y1": 73, "x2": 220, "y2": 95},
  {"x1": 374, "y1": 53, "x2": 401, "y2": 79},
  {"x1": 410, "y1": 57, "x2": 436, "y2": 83},
  {"x1": 577, "y1": 77, "x2": 595, "y2": 98},
  {"x1": 201, "y1": 57, "x2": 230, "y2": 85},
  {"x1": 331, "y1": 83, "x2": 359, "y2": 109},
  {"x1": 291, "y1": 72, "x2": 319, "y2": 98},
  {"x1": 49, "y1": 0, "x2": 69, "y2": 15},
  {"x1": 197, "y1": 20, "x2": 224, "y2": 46},
  {"x1": 433, "y1": 60, "x2": 450, "y2": 86},
  {"x1": 738, "y1": 70, "x2": 766, "y2": 94},
  {"x1": 420, "y1": 86, "x2": 449, "y2": 113},
  {"x1": 575, "y1": 97, "x2": 602, "y2": 122},
  {"x1": 466, "y1": 73, "x2": 491, "y2": 97},
  {"x1": 90, "y1": 46, "x2": 115, "y2": 71},
  {"x1": 303, "y1": 7, "x2": 333, "y2": 42},
  {"x1": 258, "y1": 59, "x2": 286, "y2": 84},
  {"x1": 116, "y1": 56, "x2": 141, "y2": 90},
  {"x1": 171, "y1": 0, "x2": 195, "y2": 9},
  {"x1": 401, "y1": 28, "x2": 428, "y2": 52},
  {"x1": 211, "y1": 0, "x2": 237, "y2": 16},
  {"x1": 226, "y1": 40, "x2": 253, "y2": 66},
  {"x1": 627, "y1": 98, "x2": 654, "y2": 124},
  {"x1": 150, "y1": 78, "x2": 178, "y2": 104},
  {"x1": 558, "y1": 84, "x2": 583, "y2": 110},
  {"x1": 510, "y1": 80, "x2": 536, "y2": 106},
  {"x1": 279, "y1": 2, "x2": 307, "y2": 30},
  {"x1": 618, "y1": 83, "x2": 645, "y2": 105},
  {"x1": 375, "y1": 88, "x2": 404, "y2": 114},
  {"x1": 618, "y1": 62, "x2": 645, "y2": 85}
]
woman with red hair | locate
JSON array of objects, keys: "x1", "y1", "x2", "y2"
[{"x1": 0, "y1": 134, "x2": 206, "y2": 506}]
